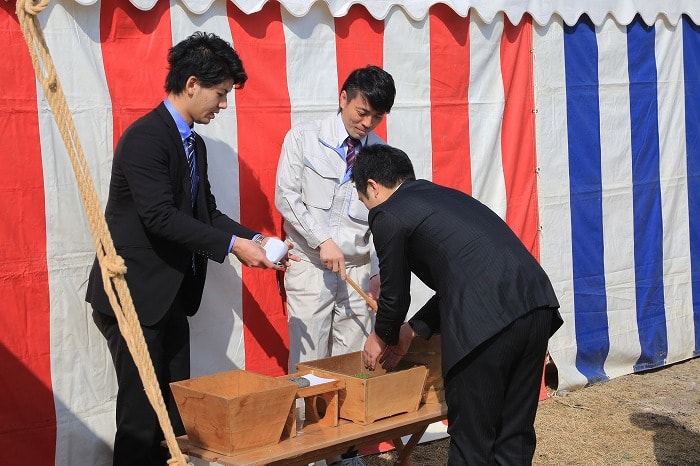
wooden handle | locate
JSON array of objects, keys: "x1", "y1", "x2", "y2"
[{"x1": 344, "y1": 275, "x2": 378, "y2": 311}]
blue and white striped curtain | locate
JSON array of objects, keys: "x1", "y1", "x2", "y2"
[{"x1": 537, "y1": 15, "x2": 700, "y2": 389}]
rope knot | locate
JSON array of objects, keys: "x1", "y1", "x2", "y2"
[
  {"x1": 20, "y1": 0, "x2": 50, "y2": 16},
  {"x1": 104, "y1": 253, "x2": 127, "y2": 278}
]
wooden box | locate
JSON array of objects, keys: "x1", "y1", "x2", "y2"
[
  {"x1": 297, "y1": 352, "x2": 428, "y2": 425},
  {"x1": 170, "y1": 370, "x2": 297, "y2": 455},
  {"x1": 403, "y1": 335, "x2": 444, "y2": 404}
]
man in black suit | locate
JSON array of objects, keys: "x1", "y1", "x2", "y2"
[
  {"x1": 86, "y1": 32, "x2": 289, "y2": 465},
  {"x1": 351, "y1": 144, "x2": 562, "y2": 465}
]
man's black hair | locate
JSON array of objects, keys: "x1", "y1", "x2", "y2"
[
  {"x1": 341, "y1": 65, "x2": 396, "y2": 114},
  {"x1": 351, "y1": 144, "x2": 416, "y2": 196},
  {"x1": 165, "y1": 31, "x2": 247, "y2": 94}
]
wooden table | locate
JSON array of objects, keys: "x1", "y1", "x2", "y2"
[{"x1": 174, "y1": 402, "x2": 447, "y2": 466}]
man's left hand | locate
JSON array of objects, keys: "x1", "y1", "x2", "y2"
[
  {"x1": 264, "y1": 238, "x2": 300, "y2": 268},
  {"x1": 378, "y1": 323, "x2": 416, "y2": 370}
]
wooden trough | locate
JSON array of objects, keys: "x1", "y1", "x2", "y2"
[
  {"x1": 297, "y1": 351, "x2": 428, "y2": 425},
  {"x1": 403, "y1": 335, "x2": 444, "y2": 404},
  {"x1": 170, "y1": 370, "x2": 297, "y2": 455}
]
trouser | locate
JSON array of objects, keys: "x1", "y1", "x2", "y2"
[
  {"x1": 93, "y1": 302, "x2": 190, "y2": 466},
  {"x1": 285, "y1": 258, "x2": 374, "y2": 373},
  {"x1": 445, "y1": 307, "x2": 554, "y2": 466}
]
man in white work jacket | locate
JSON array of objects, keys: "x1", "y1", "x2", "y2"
[{"x1": 275, "y1": 66, "x2": 395, "y2": 417}]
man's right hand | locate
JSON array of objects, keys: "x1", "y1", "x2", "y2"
[
  {"x1": 319, "y1": 238, "x2": 346, "y2": 279},
  {"x1": 363, "y1": 331, "x2": 387, "y2": 371}
]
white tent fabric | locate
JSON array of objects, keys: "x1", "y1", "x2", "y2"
[
  {"x1": 2, "y1": 1, "x2": 699, "y2": 465},
  {"x1": 68, "y1": 0, "x2": 700, "y2": 25}
]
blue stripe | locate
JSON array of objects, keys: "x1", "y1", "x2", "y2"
[
  {"x1": 683, "y1": 16, "x2": 700, "y2": 357},
  {"x1": 627, "y1": 17, "x2": 668, "y2": 370},
  {"x1": 564, "y1": 17, "x2": 610, "y2": 385}
]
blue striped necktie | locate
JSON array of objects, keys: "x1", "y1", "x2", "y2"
[
  {"x1": 185, "y1": 132, "x2": 199, "y2": 273},
  {"x1": 185, "y1": 132, "x2": 198, "y2": 205}
]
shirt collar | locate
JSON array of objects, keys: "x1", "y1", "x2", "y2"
[{"x1": 164, "y1": 98, "x2": 194, "y2": 140}]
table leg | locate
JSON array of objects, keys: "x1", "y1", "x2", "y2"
[{"x1": 393, "y1": 423, "x2": 430, "y2": 466}]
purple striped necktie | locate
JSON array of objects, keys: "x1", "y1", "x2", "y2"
[{"x1": 346, "y1": 136, "x2": 360, "y2": 172}]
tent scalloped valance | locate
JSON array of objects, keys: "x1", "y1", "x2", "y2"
[{"x1": 64, "y1": 0, "x2": 700, "y2": 26}]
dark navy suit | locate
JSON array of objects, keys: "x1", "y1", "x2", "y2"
[
  {"x1": 86, "y1": 102, "x2": 256, "y2": 465},
  {"x1": 368, "y1": 179, "x2": 562, "y2": 465}
]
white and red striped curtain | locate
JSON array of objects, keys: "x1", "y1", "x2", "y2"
[{"x1": 2, "y1": 1, "x2": 699, "y2": 464}]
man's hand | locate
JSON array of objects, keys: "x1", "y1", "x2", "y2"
[
  {"x1": 231, "y1": 237, "x2": 281, "y2": 269},
  {"x1": 362, "y1": 331, "x2": 387, "y2": 371},
  {"x1": 378, "y1": 323, "x2": 416, "y2": 370},
  {"x1": 319, "y1": 238, "x2": 346, "y2": 279}
]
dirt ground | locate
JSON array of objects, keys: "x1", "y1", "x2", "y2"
[{"x1": 362, "y1": 356, "x2": 700, "y2": 465}]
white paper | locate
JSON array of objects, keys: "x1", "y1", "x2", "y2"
[{"x1": 302, "y1": 374, "x2": 336, "y2": 386}]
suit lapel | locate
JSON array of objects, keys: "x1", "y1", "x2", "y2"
[
  {"x1": 192, "y1": 136, "x2": 208, "y2": 222},
  {"x1": 154, "y1": 103, "x2": 194, "y2": 213}
]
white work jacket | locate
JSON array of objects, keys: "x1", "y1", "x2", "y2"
[{"x1": 275, "y1": 113, "x2": 382, "y2": 275}]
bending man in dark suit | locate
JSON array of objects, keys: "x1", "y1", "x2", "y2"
[
  {"x1": 352, "y1": 144, "x2": 563, "y2": 465},
  {"x1": 86, "y1": 32, "x2": 291, "y2": 466}
]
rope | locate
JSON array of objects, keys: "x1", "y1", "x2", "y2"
[{"x1": 15, "y1": 1, "x2": 190, "y2": 464}]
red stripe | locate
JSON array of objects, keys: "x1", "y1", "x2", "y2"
[
  {"x1": 499, "y1": 18, "x2": 548, "y2": 402},
  {"x1": 334, "y1": 5, "x2": 387, "y2": 139},
  {"x1": 500, "y1": 16, "x2": 540, "y2": 258},
  {"x1": 0, "y1": 3, "x2": 55, "y2": 463},
  {"x1": 429, "y1": 5, "x2": 472, "y2": 193},
  {"x1": 100, "y1": 0, "x2": 172, "y2": 145},
  {"x1": 230, "y1": 2, "x2": 292, "y2": 376},
  {"x1": 335, "y1": 14, "x2": 389, "y2": 450},
  {"x1": 362, "y1": 9, "x2": 473, "y2": 455}
]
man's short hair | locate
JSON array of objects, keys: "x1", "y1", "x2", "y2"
[
  {"x1": 165, "y1": 31, "x2": 247, "y2": 94},
  {"x1": 341, "y1": 66, "x2": 396, "y2": 114},
  {"x1": 352, "y1": 144, "x2": 416, "y2": 196}
]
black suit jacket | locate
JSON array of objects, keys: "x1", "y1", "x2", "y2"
[
  {"x1": 86, "y1": 102, "x2": 256, "y2": 326},
  {"x1": 368, "y1": 179, "x2": 562, "y2": 376}
]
